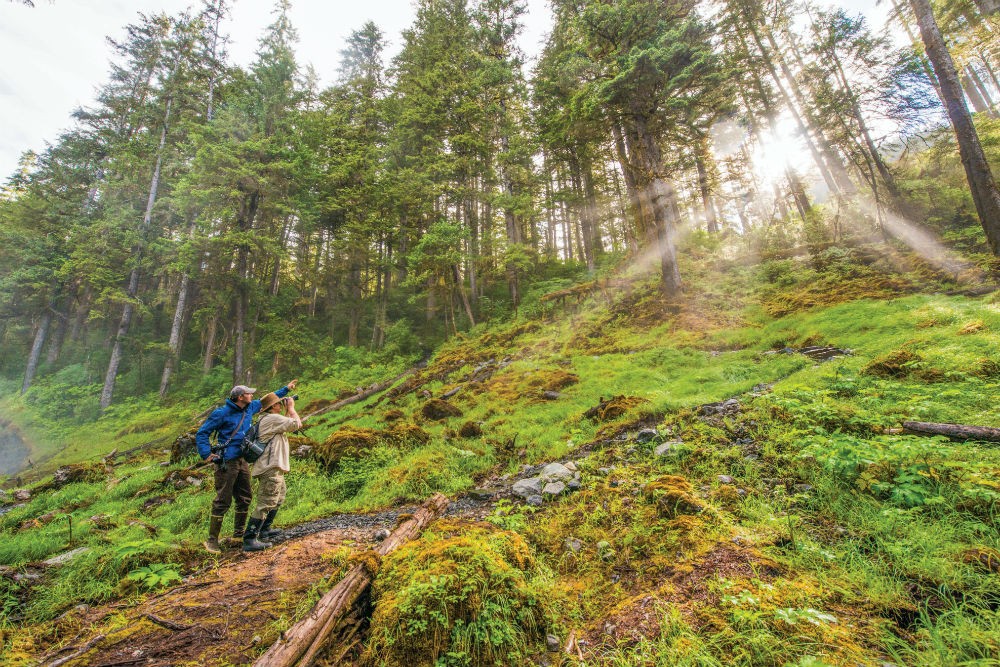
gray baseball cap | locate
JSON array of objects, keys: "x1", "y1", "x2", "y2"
[{"x1": 229, "y1": 385, "x2": 257, "y2": 398}]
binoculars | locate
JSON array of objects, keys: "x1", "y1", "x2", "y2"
[{"x1": 284, "y1": 394, "x2": 299, "y2": 402}]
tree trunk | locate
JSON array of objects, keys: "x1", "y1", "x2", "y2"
[
  {"x1": 453, "y1": 264, "x2": 476, "y2": 328},
  {"x1": 22, "y1": 309, "x2": 52, "y2": 394},
  {"x1": 159, "y1": 272, "x2": 191, "y2": 397},
  {"x1": 910, "y1": 0, "x2": 1000, "y2": 254},
  {"x1": 45, "y1": 303, "x2": 67, "y2": 366},
  {"x1": 202, "y1": 315, "x2": 217, "y2": 374},
  {"x1": 962, "y1": 67, "x2": 990, "y2": 113},
  {"x1": 694, "y1": 135, "x2": 720, "y2": 233},
  {"x1": 233, "y1": 190, "x2": 260, "y2": 384}
]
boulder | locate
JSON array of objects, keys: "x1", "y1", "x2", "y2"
[
  {"x1": 13, "y1": 489, "x2": 31, "y2": 502},
  {"x1": 636, "y1": 428, "x2": 659, "y2": 443},
  {"x1": 512, "y1": 477, "x2": 544, "y2": 498},
  {"x1": 526, "y1": 495, "x2": 543, "y2": 507},
  {"x1": 539, "y1": 463, "x2": 574, "y2": 483},
  {"x1": 542, "y1": 481, "x2": 566, "y2": 497},
  {"x1": 654, "y1": 441, "x2": 679, "y2": 457}
]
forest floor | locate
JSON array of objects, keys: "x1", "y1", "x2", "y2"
[{"x1": 5, "y1": 243, "x2": 1000, "y2": 666}]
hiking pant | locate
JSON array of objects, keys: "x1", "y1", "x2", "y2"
[
  {"x1": 251, "y1": 468, "x2": 286, "y2": 520},
  {"x1": 212, "y1": 457, "x2": 252, "y2": 517}
]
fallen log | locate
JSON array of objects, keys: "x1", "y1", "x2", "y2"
[
  {"x1": 901, "y1": 420, "x2": 1000, "y2": 443},
  {"x1": 302, "y1": 368, "x2": 416, "y2": 420},
  {"x1": 254, "y1": 493, "x2": 450, "y2": 667}
]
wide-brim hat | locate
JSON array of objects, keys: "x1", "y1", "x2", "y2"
[{"x1": 260, "y1": 392, "x2": 282, "y2": 412}]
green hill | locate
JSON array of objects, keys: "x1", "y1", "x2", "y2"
[{"x1": 2, "y1": 245, "x2": 999, "y2": 665}]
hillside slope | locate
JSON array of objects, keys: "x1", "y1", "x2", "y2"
[{"x1": 2, "y1": 245, "x2": 1000, "y2": 666}]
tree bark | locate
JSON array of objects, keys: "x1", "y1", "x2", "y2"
[
  {"x1": 159, "y1": 271, "x2": 190, "y2": 397},
  {"x1": 694, "y1": 134, "x2": 720, "y2": 233},
  {"x1": 901, "y1": 420, "x2": 1000, "y2": 442},
  {"x1": 909, "y1": 0, "x2": 1000, "y2": 255},
  {"x1": 22, "y1": 309, "x2": 52, "y2": 394},
  {"x1": 254, "y1": 493, "x2": 450, "y2": 667},
  {"x1": 233, "y1": 189, "x2": 260, "y2": 383}
]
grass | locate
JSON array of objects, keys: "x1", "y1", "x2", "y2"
[{"x1": 3, "y1": 251, "x2": 1000, "y2": 664}]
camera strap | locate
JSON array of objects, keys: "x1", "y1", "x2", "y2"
[{"x1": 216, "y1": 410, "x2": 248, "y2": 453}]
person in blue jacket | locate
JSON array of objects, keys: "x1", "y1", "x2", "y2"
[{"x1": 196, "y1": 380, "x2": 297, "y2": 553}]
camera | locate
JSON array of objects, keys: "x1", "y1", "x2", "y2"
[{"x1": 284, "y1": 394, "x2": 299, "y2": 401}]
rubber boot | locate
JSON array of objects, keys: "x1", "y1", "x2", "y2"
[
  {"x1": 259, "y1": 507, "x2": 281, "y2": 540},
  {"x1": 203, "y1": 515, "x2": 224, "y2": 554},
  {"x1": 232, "y1": 510, "x2": 248, "y2": 539},
  {"x1": 243, "y1": 517, "x2": 272, "y2": 552}
]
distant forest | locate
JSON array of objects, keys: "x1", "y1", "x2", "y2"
[{"x1": 1, "y1": 0, "x2": 997, "y2": 412}]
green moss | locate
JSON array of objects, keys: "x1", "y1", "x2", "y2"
[{"x1": 364, "y1": 520, "x2": 549, "y2": 667}]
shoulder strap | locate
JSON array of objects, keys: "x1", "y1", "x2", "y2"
[{"x1": 221, "y1": 410, "x2": 248, "y2": 448}]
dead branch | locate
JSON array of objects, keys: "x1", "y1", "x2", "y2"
[
  {"x1": 143, "y1": 613, "x2": 192, "y2": 632},
  {"x1": 40, "y1": 634, "x2": 106, "y2": 667}
]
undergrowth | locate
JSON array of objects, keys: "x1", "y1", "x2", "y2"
[{"x1": 2, "y1": 251, "x2": 1000, "y2": 665}]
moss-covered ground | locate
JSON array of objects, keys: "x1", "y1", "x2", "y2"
[{"x1": 2, "y1": 244, "x2": 1000, "y2": 665}]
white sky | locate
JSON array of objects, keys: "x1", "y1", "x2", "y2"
[
  {"x1": 0, "y1": 0, "x2": 890, "y2": 180},
  {"x1": 0, "y1": 0, "x2": 553, "y2": 178}
]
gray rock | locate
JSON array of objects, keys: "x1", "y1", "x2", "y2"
[
  {"x1": 793, "y1": 484, "x2": 813, "y2": 493},
  {"x1": 13, "y1": 489, "x2": 30, "y2": 502},
  {"x1": 539, "y1": 463, "x2": 574, "y2": 483},
  {"x1": 598, "y1": 467, "x2": 613, "y2": 475},
  {"x1": 654, "y1": 441, "x2": 680, "y2": 456},
  {"x1": 736, "y1": 488, "x2": 748, "y2": 497},
  {"x1": 717, "y1": 475, "x2": 735, "y2": 484},
  {"x1": 542, "y1": 481, "x2": 566, "y2": 496},
  {"x1": 373, "y1": 528, "x2": 391, "y2": 541},
  {"x1": 564, "y1": 537, "x2": 583, "y2": 553},
  {"x1": 567, "y1": 480, "x2": 582, "y2": 492},
  {"x1": 542, "y1": 390, "x2": 562, "y2": 400},
  {"x1": 43, "y1": 547, "x2": 91, "y2": 567},
  {"x1": 468, "y1": 488, "x2": 495, "y2": 500},
  {"x1": 636, "y1": 428, "x2": 658, "y2": 443},
  {"x1": 546, "y1": 634, "x2": 561, "y2": 652},
  {"x1": 564, "y1": 461, "x2": 578, "y2": 472},
  {"x1": 512, "y1": 477, "x2": 545, "y2": 498},
  {"x1": 526, "y1": 495, "x2": 544, "y2": 507},
  {"x1": 185, "y1": 476, "x2": 203, "y2": 488}
]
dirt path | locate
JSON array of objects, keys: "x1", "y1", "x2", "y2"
[{"x1": 35, "y1": 496, "x2": 494, "y2": 667}]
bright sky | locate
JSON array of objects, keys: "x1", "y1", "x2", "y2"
[
  {"x1": 0, "y1": 0, "x2": 553, "y2": 179},
  {"x1": 0, "y1": 0, "x2": 892, "y2": 180}
]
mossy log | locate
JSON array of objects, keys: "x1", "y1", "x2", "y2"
[
  {"x1": 253, "y1": 493, "x2": 450, "y2": 667},
  {"x1": 302, "y1": 372, "x2": 411, "y2": 420},
  {"x1": 901, "y1": 420, "x2": 1000, "y2": 442}
]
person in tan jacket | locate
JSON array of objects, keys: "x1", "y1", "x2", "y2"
[{"x1": 243, "y1": 392, "x2": 302, "y2": 552}]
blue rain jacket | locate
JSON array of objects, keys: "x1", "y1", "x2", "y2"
[{"x1": 195, "y1": 386, "x2": 290, "y2": 461}]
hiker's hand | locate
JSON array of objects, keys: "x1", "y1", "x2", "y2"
[
  {"x1": 207, "y1": 453, "x2": 221, "y2": 463},
  {"x1": 287, "y1": 379, "x2": 298, "y2": 390}
]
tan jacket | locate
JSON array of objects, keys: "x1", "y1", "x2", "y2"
[{"x1": 251, "y1": 413, "x2": 300, "y2": 476}]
